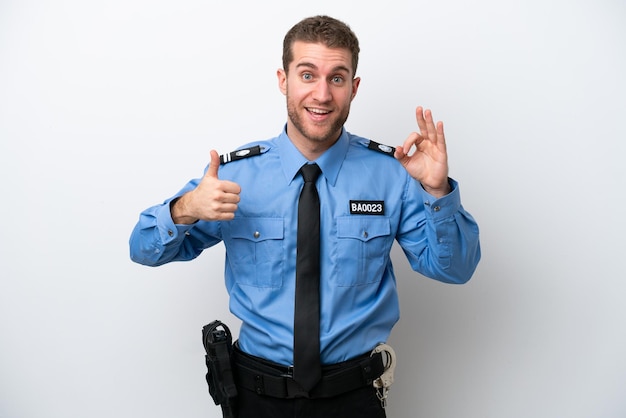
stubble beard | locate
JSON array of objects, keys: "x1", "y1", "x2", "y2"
[{"x1": 286, "y1": 96, "x2": 350, "y2": 145}]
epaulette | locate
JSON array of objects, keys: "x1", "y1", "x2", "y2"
[
  {"x1": 367, "y1": 140, "x2": 396, "y2": 157},
  {"x1": 219, "y1": 145, "x2": 267, "y2": 164}
]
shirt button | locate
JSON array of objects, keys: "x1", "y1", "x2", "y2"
[
  {"x1": 363, "y1": 231, "x2": 369, "y2": 238},
  {"x1": 253, "y1": 231, "x2": 260, "y2": 239},
  {"x1": 433, "y1": 206, "x2": 441, "y2": 212},
  {"x1": 168, "y1": 230, "x2": 174, "y2": 237}
]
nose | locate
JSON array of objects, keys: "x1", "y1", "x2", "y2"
[{"x1": 312, "y1": 80, "x2": 332, "y2": 102}]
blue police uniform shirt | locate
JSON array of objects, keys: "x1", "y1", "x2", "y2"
[{"x1": 129, "y1": 127, "x2": 481, "y2": 365}]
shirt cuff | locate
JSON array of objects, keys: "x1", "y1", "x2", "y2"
[
  {"x1": 419, "y1": 178, "x2": 461, "y2": 221},
  {"x1": 156, "y1": 197, "x2": 195, "y2": 243}
]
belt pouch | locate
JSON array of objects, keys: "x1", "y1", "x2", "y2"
[{"x1": 202, "y1": 320, "x2": 237, "y2": 418}]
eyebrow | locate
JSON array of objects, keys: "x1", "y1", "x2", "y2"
[{"x1": 295, "y1": 62, "x2": 351, "y2": 75}]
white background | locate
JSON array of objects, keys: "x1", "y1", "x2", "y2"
[{"x1": 1, "y1": 1, "x2": 625, "y2": 417}]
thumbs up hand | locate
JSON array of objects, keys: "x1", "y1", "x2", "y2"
[{"x1": 171, "y1": 150, "x2": 241, "y2": 224}]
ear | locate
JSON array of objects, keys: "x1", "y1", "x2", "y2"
[
  {"x1": 350, "y1": 76, "x2": 361, "y2": 101},
  {"x1": 277, "y1": 68, "x2": 287, "y2": 95}
]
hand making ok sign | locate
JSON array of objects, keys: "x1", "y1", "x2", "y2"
[{"x1": 394, "y1": 106, "x2": 451, "y2": 198}]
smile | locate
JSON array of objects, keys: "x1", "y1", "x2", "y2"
[{"x1": 307, "y1": 107, "x2": 331, "y2": 115}]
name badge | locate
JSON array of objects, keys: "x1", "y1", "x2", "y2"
[{"x1": 350, "y1": 200, "x2": 385, "y2": 215}]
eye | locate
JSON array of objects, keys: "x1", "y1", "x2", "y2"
[
  {"x1": 331, "y1": 75, "x2": 345, "y2": 84},
  {"x1": 301, "y1": 73, "x2": 313, "y2": 81}
]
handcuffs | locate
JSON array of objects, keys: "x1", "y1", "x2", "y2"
[{"x1": 370, "y1": 343, "x2": 397, "y2": 408}]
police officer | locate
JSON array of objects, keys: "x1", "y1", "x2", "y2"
[{"x1": 129, "y1": 15, "x2": 480, "y2": 418}]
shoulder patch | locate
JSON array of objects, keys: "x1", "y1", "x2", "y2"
[
  {"x1": 220, "y1": 145, "x2": 266, "y2": 164},
  {"x1": 367, "y1": 140, "x2": 396, "y2": 156}
]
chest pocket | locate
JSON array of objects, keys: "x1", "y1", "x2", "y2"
[
  {"x1": 335, "y1": 216, "x2": 393, "y2": 286},
  {"x1": 226, "y1": 217, "x2": 284, "y2": 288}
]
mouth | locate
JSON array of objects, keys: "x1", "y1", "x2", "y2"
[{"x1": 306, "y1": 107, "x2": 332, "y2": 119}]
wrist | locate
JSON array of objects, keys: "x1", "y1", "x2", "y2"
[
  {"x1": 170, "y1": 194, "x2": 199, "y2": 225},
  {"x1": 422, "y1": 179, "x2": 451, "y2": 198}
]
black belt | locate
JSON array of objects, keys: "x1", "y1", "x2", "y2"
[{"x1": 233, "y1": 344, "x2": 385, "y2": 399}]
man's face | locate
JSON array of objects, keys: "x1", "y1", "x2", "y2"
[{"x1": 277, "y1": 41, "x2": 360, "y2": 151}]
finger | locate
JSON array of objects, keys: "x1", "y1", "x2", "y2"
[
  {"x1": 402, "y1": 132, "x2": 423, "y2": 154},
  {"x1": 402, "y1": 133, "x2": 414, "y2": 153},
  {"x1": 206, "y1": 150, "x2": 221, "y2": 179},
  {"x1": 208, "y1": 185, "x2": 240, "y2": 219},
  {"x1": 206, "y1": 150, "x2": 241, "y2": 195},
  {"x1": 394, "y1": 143, "x2": 407, "y2": 160},
  {"x1": 423, "y1": 109, "x2": 438, "y2": 141},
  {"x1": 415, "y1": 106, "x2": 428, "y2": 136},
  {"x1": 436, "y1": 121, "x2": 447, "y2": 148},
  {"x1": 218, "y1": 185, "x2": 241, "y2": 202}
]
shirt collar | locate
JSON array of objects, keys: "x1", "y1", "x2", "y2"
[{"x1": 278, "y1": 125, "x2": 348, "y2": 187}]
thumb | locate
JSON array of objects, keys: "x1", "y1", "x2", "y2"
[{"x1": 206, "y1": 149, "x2": 221, "y2": 179}]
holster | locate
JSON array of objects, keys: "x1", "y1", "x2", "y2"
[{"x1": 202, "y1": 320, "x2": 237, "y2": 418}]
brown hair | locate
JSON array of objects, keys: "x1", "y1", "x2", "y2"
[{"x1": 282, "y1": 15, "x2": 360, "y2": 76}]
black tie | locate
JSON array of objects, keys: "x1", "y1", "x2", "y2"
[{"x1": 293, "y1": 163, "x2": 322, "y2": 391}]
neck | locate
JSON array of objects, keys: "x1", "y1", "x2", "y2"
[{"x1": 286, "y1": 125, "x2": 341, "y2": 161}]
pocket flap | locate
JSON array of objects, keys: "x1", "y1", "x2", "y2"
[
  {"x1": 337, "y1": 217, "x2": 391, "y2": 242},
  {"x1": 230, "y1": 218, "x2": 284, "y2": 242}
]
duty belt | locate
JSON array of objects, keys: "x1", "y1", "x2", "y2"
[{"x1": 233, "y1": 345, "x2": 385, "y2": 399}]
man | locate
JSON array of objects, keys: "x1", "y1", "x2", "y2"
[{"x1": 130, "y1": 15, "x2": 480, "y2": 418}]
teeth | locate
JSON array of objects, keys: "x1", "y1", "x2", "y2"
[{"x1": 308, "y1": 108, "x2": 329, "y2": 114}]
